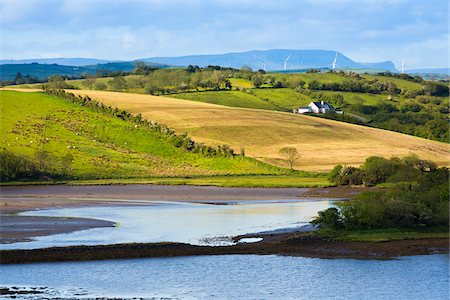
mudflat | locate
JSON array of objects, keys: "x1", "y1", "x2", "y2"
[
  {"x1": 0, "y1": 184, "x2": 370, "y2": 208},
  {"x1": 0, "y1": 185, "x2": 368, "y2": 244},
  {"x1": 0, "y1": 215, "x2": 114, "y2": 244}
]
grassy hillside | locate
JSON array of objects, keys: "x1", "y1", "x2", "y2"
[
  {"x1": 1, "y1": 90, "x2": 303, "y2": 182},
  {"x1": 172, "y1": 88, "x2": 312, "y2": 111},
  {"x1": 67, "y1": 90, "x2": 449, "y2": 172},
  {"x1": 170, "y1": 90, "x2": 276, "y2": 110}
]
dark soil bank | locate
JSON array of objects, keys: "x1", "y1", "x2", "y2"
[{"x1": 1, "y1": 234, "x2": 447, "y2": 264}]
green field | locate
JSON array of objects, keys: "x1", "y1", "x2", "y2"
[
  {"x1": 170, "y1": 90, "x2": 276, "y2": 110},
  {"x1": 2, "y1": 90, "x2": 325, "y2": 184},
  {"x1": 3, "y1": 175, "x2": 331, "y2": 188},
  {"x1": 171, "y1": 88, "x2": 314, "y2": 111},
  {"x1": 317, "y1": 226, "x2": 449, "y2": 242}
]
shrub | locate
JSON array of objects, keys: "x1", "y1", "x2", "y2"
[{"x1": 311, "y1": 207, "x2": 343, "y2": 229}]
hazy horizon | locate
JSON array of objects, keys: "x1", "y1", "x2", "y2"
[{"x1": 0, "y1": 0, "x2": 448, "y2": 69}]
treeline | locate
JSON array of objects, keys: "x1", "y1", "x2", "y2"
[
  {"x1": 43, "y1": 88, "x2": 235, "y2": 157},
  {"x1": 312, "y1": 156, "x2": 448, "y2": 229},
  {"x1": 80, "y1": 64, "x2": 272, "y2": 94},
  {"x1": 329, "y1": 155, "x2": 437, "y2": 186},
  {"x1": 302, "y1": 89, "x2": 449, "y2": 142},
  {"x1": 305, "y1": 73, "x2": 446, "y2": 97},
  {"x1": 0, "y1": 72, "x2": 44, "y2": 87},
  {"x1": 272, "y1": 70, "x2": 448, "y2": 97},
  {"x1": 0, "y1": 150, "x2": 74, "y2": 182}
]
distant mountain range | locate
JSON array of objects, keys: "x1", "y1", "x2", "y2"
[
  {"x1": 0, "y1": 58, "x2": 111, "y2": 66},
  {"x1": 142, "y1": 49, "x2": 398, "y2": 72},
  {"x1": 1, "y1": 49, "x2": 448, "y2": 81}
]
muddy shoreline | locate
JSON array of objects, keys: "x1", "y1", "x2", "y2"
[
  {"x1": 0, "y1": 185, "x2": 367, "y2": 244},
  {"x1": 1, "y1": 233, "x2": 447, "y2": 264},
  {"x1": 0, "y1": 215, "x2": 115, "y2": 244},
  {"x1": 0, "y1": 185, "x2": 374, "y2": 205}
]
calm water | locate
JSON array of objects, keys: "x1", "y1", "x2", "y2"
[
  {"x1": 1, "y1": 200, "x2": 331, "y2": 249},
  {"x1": 1, "y1": 254, "x2": 448, "y2": 299}
]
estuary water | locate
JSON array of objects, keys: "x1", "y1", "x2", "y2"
[
  {"x1": 1, "y1": 199, "x2": 331, "y2": 249},
  {"x1": 1, "y1": 254, "x2": 448, "y2": 299}
]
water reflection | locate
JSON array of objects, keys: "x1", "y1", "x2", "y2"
[
  {"x1": 0, "y1": 199, "x2": 331, "y2": 250},
  {"x1": 1, "y1": 254, "x2": 448, "y2": 299}
]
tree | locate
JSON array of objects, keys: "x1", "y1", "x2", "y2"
[
  {"x1": 279, "y1": 147, "x2": 299, "y2": 170},
  {"x1": 240, "y1": 65, "x2": 252, "y2": 72},
  {"x1": 82, "y1": 77, "x2": 96, "y2": 89},
  {"x1": 210, "y1": 71, "x2": 226, "y2": 90},
  {"x1": 328, "y1": 164, "x2": 343, "y2": 183},
  {"x1": 47, "y1": 75, "x2": 71, "y2": 89},
  {"x1": 14, "y1": 72, "x2": 23, "y2": 84},
  {"x1": 251, "y1": 74, "x2": 264, "y2": 88},
  {"x1": 311, "y1": 207, "x2": 343, "y2": 229},
  {"x1": 108, "y1": 76, "x2": 127, "y2": 91}
]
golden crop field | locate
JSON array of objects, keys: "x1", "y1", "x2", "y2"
[{"x1": 12, "y1": 88, "x2": 450, "y2": 172}]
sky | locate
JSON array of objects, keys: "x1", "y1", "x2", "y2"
[{"x1": 0, "y1": 0, "x2": 448, "y2": 69}]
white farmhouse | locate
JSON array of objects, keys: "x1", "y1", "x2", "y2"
[{"x1": 293, "y1": 101, "x2": 335, "y2": 114}]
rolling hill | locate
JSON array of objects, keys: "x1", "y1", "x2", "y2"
[
  {"x1": 1, "y1": 90, "x2": 294, "y2": 182},
  {"x1": 65, "y1": 89, "x2": 449, "y2": 172}
]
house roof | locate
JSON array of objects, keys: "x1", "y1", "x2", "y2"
[
  {"x1": 311, "y1": 101, "x2": 334, "y2": 109},
  {"x1": 299, "y1": 106, "x2": 310, "y2": 109}
]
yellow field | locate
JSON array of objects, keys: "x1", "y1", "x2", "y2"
[{"x1": 6, "y1": 88, "x2": 449, "y2": 171}]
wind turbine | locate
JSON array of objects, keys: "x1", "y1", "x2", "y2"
[
  {"x1": 256, "y1": 57, "x2": 268, "y2": 71},
  {"x1": 401, "y1": 59, "x2": 406, "y2": 74},
  {"x1": 332, "y1": 52, "x2": 338, "y2": 69},
  {"x1": 284, "y1": 54, "x2": 292, "y2": 71}
]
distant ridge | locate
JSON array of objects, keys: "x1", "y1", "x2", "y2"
[
  {"x1": 0, "y1": 58, "x2": 111, "y2": 66},
  {"x1": 0, "y1": 49, "x2": 410, "y2": 81},
  {"x1": 359, "y1": 61, "x2": 397, "y2": 71},
  {"x1": 141, "y1": 49, "x2": 398, "y2": 72}
]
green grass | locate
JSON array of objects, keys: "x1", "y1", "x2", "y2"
[
  {"x1": 1, "y1": 174, "x2": 333, "y2": 188},
  {"x1": 170, "y1": 88, "x2": 314, "y2": 111},
  {"x1": 169, "y1": 90, "x2": 277, "y2": 110},
  {"x1": 362, "y1": 74, "x2": 426, "y2": 92},
  {"x1": 318, "y1": 226, "x2": 449, "y2": 242},
  {"x1": 272, "y1": 72, "x2": 349, "y2": 84},
  {"x1": 249, "y1": 88, "x2": 311, "y2": 110},
  {"x1": 229, "y1": 78, "x2": 253, "y2": 88}
]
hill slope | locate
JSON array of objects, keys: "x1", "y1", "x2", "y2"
[
  {"x1": 0, "y1": 90, "x2": 288, "y2": 181},
  {"x1": 68, "y1": 90, "x2": 449, "y2": 172}
]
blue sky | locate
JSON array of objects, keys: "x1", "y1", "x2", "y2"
[{"x1": 0, "y1": 0, "x2": 448, "y2": 68}]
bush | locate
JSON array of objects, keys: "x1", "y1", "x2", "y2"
[
  {"x1": 311, "y1": 207, "x2": 343, "y2": 229},
  {"x1": 315, "y1": 162, "x2": 449, "y2": 230},
  {"x1": 335, "y1": 166, "x2": 363, "y2": 185}
]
